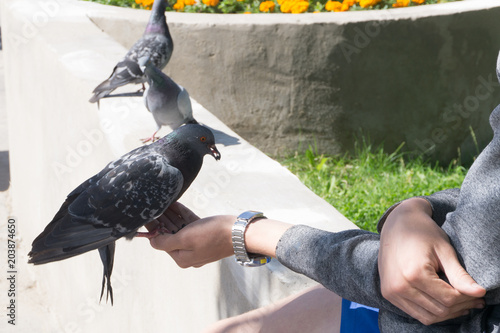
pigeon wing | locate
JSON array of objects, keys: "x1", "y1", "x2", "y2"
[
  {"x1": 66, "y1": 144, "x2": 151, "y2": 198},
  {"x1": 29, "y1": 153, "x2": 183, "y2": 264},
  {"x1": 127, "y1": 35, "x2": 173, "y2": 71},
  {"x1": 69, "y1": 153, "x2": 184, "y2": 237}
]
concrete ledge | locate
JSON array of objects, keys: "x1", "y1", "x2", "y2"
[
  {"x1": 1, "y1": 0, "x2": 356, "y2": 331},
  {"x1": 87, "y1": 0, "x2": 500, "y2": 163}
]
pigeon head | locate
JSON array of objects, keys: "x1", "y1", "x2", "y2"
[
  {"x1": 160, "y1": 124, "x2": 221, "y2": 161},
  {"x1": 138, "y1": 57, "x2": 167, "y2": 89}
]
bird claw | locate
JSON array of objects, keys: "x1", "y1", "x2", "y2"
[
  {"x1": 141, "y1": 135, "x2": 160, "y2": 144},
  {"x1": 137, "y1": 83, "x2": 146, "y2": 93},
  {"x1": 135, "y1": 225, "x2": 170, "y2": 239}
]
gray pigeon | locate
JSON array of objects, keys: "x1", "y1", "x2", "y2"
[
  {"x1": 89, "y1": 0, "x2": 174, "y2": 103},
  {"x1": 140, "y1": 58, "x2": 197, "y2": 143},
  {"x1": 28, "y1": 124, "x2": 221, "y2": 304}
]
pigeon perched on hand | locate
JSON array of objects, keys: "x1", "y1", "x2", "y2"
[
  {"x1": 140, "y1": 57, "x2": 197, "y2": 143},
  {"x1": 28, "y1": 124, "x2": 221, "y2": 304},
  {"x1": 89, "y1": 0, "x2": 174, "y2": 103}
]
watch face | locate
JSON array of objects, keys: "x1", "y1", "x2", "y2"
[{"x1": 238, "y1": 211, "x2": 264, "y2": 221}]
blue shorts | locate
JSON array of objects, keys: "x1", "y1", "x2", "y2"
[{"x1": 340, "y1": 299, "x2": 380, "y2": 333}]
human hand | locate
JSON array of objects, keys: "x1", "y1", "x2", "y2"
[
  {"x1": 378, "y1": 198, "x2": 486, "y2": 325},
  {"x1": 148, "y1": 204, "x2": 235, "y2": 268},
  {"x1": 145, "y1": 202, "x2": 200, "y2": 235}
]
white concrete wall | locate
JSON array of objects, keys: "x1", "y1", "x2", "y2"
[{"x1": 0, "y1": 0, "x2": 356, "y2": 332}]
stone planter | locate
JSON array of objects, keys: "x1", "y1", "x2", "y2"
[{"x1": 89, "y1": 0, "x2": 500, "y2": 163}]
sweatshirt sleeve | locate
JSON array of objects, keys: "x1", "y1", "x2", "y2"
[
  {"x1": 275, "y1": 224, "x2": 406, "y2": 316},
  {"x1": 376, "y1": 188, "x2": 461, "y2": 232}
]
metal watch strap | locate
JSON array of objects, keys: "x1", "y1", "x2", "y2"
[{"x1": 232, "y1": 211, "x2": 271, "y2": 267}]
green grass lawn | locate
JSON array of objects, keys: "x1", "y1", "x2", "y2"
[{"x1": 278, "y1": 142, "x2": 468, "y2": 232}]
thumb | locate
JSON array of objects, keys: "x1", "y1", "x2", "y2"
[{"x1": 440, "y1": 250, "x2": 486, "y2": 297}]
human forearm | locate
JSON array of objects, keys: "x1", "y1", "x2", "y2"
[
  {"x1": 244, "y1": 217, "x2": 292, "y2": 258},
  {"x1": 149, "y1": 211, "x2": 293, "y2": 267},
  {"x1": 275, "y1": 224, "x2": 405, "y2": 313}
]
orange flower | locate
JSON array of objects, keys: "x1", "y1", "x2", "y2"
[
  {"x1": 359, "y1": 0, "x2": 381, "y2": 8},
  {"x1": 392, "y1": 0, "x2": 409, "y2": 7},
  {"x1": 173, "y1": 0, "x2": 185, "y2": 10},
  {"x1": 341, "y1": 0, "x2": 357, "y2": 9},
  {"x1": 325, "y1": 1, "x2": 342, "y2": 11},
  {"x1": 412, "y1": 0, "x2": 425, "y2": 3},
  {"x1": 202, "y1": 0, "x2": 220, "y2": 6},
  {"x1": 291, "y1": 1, "x2": 309, "y2": 13},
  {"x1": 280, "y1": 1, "x2": 293, "y2": 12},
  {"x1": 259, "y1": 0, "x2": 276, "y2": 12},
  {"x1": 135, "y1": 0, "x2": 154, "y2": 9},
  {"x1": 184, "y1": 0, "x2": 196, "y2": 5}
]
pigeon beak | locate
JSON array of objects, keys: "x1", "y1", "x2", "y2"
[{"x1": 209, "y1": 144, "x2": 221, "y2": 161}]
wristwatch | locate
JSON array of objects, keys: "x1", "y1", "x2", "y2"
[{"x1": 232, "y1": 211, "x2": 271, "y2": 267}]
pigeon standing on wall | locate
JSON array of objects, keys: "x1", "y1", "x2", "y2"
[
  {"x1": 140, "y1": 57, "x2": 197, "y2": 143},
  {"x1": 28, "y1": 124, "x2": 221, "y2": 304},
  {"x1": 89, "y1": 0, "x2": 174, "y2": 103}
]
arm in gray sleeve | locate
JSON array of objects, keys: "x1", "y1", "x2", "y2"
[
  {"x1": 424, "y1": 188, "x2": 460, "y2": 226},
  {"x1": 276, "y1": 225, "x2": 406, "y2": 316}
]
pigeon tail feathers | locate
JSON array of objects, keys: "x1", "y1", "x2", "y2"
[
  {"x1": 99, "y1": 243, "x2": 115, "y2": 305},
  {"x1": 28, "y1": 213, "x2": 117, "y2": 265}
]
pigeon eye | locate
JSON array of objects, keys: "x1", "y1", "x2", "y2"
[{"x1": 200, "y1": 136, "x2": 207, "y2": 142}]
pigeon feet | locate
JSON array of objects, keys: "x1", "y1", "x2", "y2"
[
  {"x1": 136, "y1": 83, "x2": 146, "y2": 93},
  {"x1": 141, "y1": 135, "x2": 160, "y2": 144},
  {"x1": 135, "y1": 225, "x2": 170, "y2": 239},
  {"x1": 141, "y1": 128, "x2": 161, "y2": 143}
]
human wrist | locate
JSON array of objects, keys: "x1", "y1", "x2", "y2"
[
  {"x1": 204, "y1": 215, "x2": 240, "y2": 260},
  {"x1": 244, "y1": 218, "x2": 292, "y2": 258},
  {"x1": 398, "y1": 197, "x2": 432, "y2": 214},
  {"x1": 382, "y1": 197, "x2": 434, "y2": 236},
  {"x1": 232, "y1": 211, "x2": 271, "y2": 266}
]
